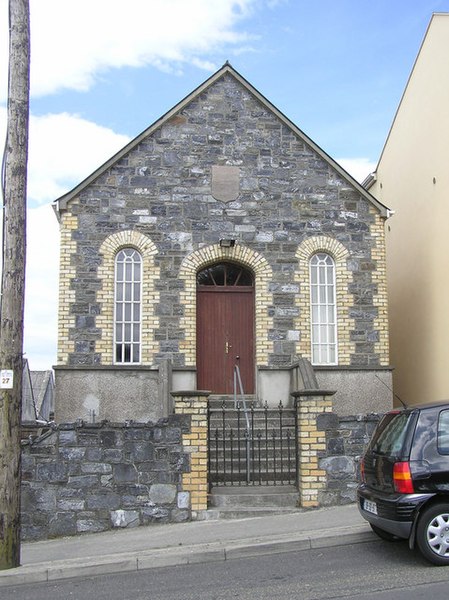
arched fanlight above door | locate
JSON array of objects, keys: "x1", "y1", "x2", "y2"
[{"x1": 197, "y1": 262, "x2": 253, "y2": 287}]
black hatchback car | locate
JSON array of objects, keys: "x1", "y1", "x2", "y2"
[{"x1": 358, "y1": 401, "x2": 449, "y2": 565}]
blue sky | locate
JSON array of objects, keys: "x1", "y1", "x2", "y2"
[{"x1": 0, "y1": 0, "x2": 448, "y2": 369}]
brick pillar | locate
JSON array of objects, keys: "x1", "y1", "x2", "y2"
[
  {"x1": 292, "y1": 390, "x2": 336, "y2": 508},
  {"x1": 172, "y1": 390, "x2": 210, "y2": 513}
]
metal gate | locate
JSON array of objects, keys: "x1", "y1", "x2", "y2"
[{"x1": 208, "y1": 400, "x2": 298, "y2": 486}]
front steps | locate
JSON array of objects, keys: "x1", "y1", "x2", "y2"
[
  {"x1": 206, "y1": 394, "x2": 299, "y2": 518},
  {"x1": 208, "y1": 395, "x2": 297, "y2": 487},
  {"x1": 207, "y1": 485, "x2": 301, "y2": 519}
]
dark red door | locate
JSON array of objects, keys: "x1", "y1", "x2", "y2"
[{"x1": 197, "y1": 285, "x2": 254, "y2": 394}]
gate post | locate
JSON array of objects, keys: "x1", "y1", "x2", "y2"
[
  {"x1": 172, "y1": 390, "x2": 210, "y2": 515},
  {"x1": 292, "y1": 390, "x2": 336, "y2": 508}
]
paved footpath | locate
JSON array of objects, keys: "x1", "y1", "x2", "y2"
[{"x1": 0, "y1": 504, "x2": 374, "y2": 588}]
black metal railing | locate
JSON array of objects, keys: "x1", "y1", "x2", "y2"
[{"x1": 208, "y1": 399, "x2": 297, "y2": 486}]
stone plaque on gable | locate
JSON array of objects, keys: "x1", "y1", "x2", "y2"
[{"x1": 211, "y1": 165, "x2": 240, "y2": 202}]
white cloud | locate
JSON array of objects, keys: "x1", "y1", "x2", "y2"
[
  {"x1": 23, "y1": 204, "x2": 59, "y2": 370},
  {"x1": 337, "y1": 157, "x2": 377, "y2": 184},
  {"x1": 0, "y1": 0, "x2": 257, "y2": 101},
  {"x1": 1, "y1": 106, "x2": 130, "y2": 205},
  {"x1": 28, "y1": 112, "x2": 130, "y2": 204}
]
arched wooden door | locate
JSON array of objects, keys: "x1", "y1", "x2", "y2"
[{"x1": 197, "y1": 263, "x2": 255, "y2": 394}]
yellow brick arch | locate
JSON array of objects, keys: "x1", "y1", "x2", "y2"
[
  {"x1": 178, "y1": 243, "x2": 273, "y2": 366},
  {"x1": 295, "y1": 236, "x2": 354, "y2": 365},
  {"x1": 296, "y1": 235, "x2": 350, "y2": 263},
  {"x1": 97, "y1": 230, "x2": 160, "y2": 364}
]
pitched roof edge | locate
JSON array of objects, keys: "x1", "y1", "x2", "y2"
[
  {"x1": 362, "y1": 172, "x2": 376, "y2": 190},
  {"x1": 53, "y1": 62, "x2": 390, "y2": 218}
]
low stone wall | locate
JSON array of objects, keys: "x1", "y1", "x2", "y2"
[
  {"x1": 318, "y1": 413, "x2": 381, "y2": 506},
  {"x1": 21, "y1": 417, "x2": 191, "y2": 541},
  {"x1": 20, "y1": 407, "x2": 381, "y2": 541}
]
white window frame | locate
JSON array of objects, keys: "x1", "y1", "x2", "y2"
[
  {"x1": 114, "y1": 248, "x2": 142, "y2": 364},
  {"x1": 310, "y1": 252, "x2": 338, "y2": 365}
]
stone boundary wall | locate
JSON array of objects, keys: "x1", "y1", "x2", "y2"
[
  {"x1": 318, "y1": 413, "x2": 381, "y2": 506},
  {"x1": 20, "y1": 409, "x2": 381, "y2": 541},
  {"x1": 21, "y1": 417, "x2": 191, "y2": 541}
]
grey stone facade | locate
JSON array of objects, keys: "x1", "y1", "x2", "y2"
[
  {"x1": 54, "y1": 63, "x2": 392, "y2": 421},
  {"x1": 21, "y1": 419, "x2": 190, "y2": 541}
]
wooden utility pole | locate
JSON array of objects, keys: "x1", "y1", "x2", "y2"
[{"x1": 0, "y1": 0, "x2": 30, "y2": 569}]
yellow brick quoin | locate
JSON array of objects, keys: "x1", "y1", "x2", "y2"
[
  {"x1": 57, "y1": 207, "x2": 79, "y2": 363},
  {"x1": 174, "y1": 392, "x2": 209, "y2": 513},
  {"x1": 369, "y1": 209, "x2": 390, "y2": 365}
]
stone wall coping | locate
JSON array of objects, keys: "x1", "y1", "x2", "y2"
[
  {"x1": 291, "y1": 389, "x2": 337, "y2": 398},
  {"x1": 257, "y1": 364, "x2": 393, "y2": 373},
  {"x1": 257, "y1": 365, "x2": 296, "y2": 372},
  {"x1": 22, "y1": 417, "x2": 186, "y2": 434},
  {"x1": 171, "y1": 390, "x2": 211, "y2": 398},
  {"x1": 53, "y1": 365, "x2": 160, "y2": 372},
  {"x1": 313, "y1": 365, "x2": 394, "y2": 372}
]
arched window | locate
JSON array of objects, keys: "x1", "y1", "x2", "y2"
[
  {"x1": 114, "y1": 248, "x2": 142, "y2": 364},
  {"x1": 310, "y1": 253, "x2": 337, "y2": 365}
]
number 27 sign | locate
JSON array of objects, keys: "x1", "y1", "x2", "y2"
[{"x1": 0, "y1": 370, "x2": 14, "y2": 389}]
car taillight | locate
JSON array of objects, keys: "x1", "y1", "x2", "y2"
[
  {"x1": 360, "y1": 457, "x2": 366, "y2": 483},
  {"x1": 393, "y1": 461, "x2": 414, "y2": 493}
]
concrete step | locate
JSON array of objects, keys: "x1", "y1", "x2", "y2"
[
  {"x1": 203, "y1": 506, "x2": 302, "y2": 520},
  {"x1": 209, "y1": 485, "x2": 299, "y2": 509},
  {"x1": 207, "y1": 485, "x2": 300, "y2": 519}
]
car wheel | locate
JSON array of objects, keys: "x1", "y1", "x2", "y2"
[
  {"x1": 416, "y1": 503, "x2": 449, "y2": 565},
  {"x1": 370, "y1": 524, "x2": 402, "y2": 542}
]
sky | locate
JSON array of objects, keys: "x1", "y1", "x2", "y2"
[{"x1": 0, "y1": 0, "x2": 448, "y2": 370}]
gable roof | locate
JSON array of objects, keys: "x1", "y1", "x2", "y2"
[{"x1": 54, "y1": 62, "x2": 389, "y2": 218}]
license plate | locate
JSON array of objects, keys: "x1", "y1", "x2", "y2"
[{"x1": 363, "y1": 499, "x2": 378, "y2": 515}]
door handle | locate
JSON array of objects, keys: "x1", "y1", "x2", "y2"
[{"x1": 225, "y1": 341, "x2": 231, "y2": 354}]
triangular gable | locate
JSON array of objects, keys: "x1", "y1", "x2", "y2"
[{"x1": 54, "y1": 62, "x2": 389, "y2": 218}]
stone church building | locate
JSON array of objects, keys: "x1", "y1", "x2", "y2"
[{"x1": 53, "y1": 63, "x2": 392, "y2": 424}]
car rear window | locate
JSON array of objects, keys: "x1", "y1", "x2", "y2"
[
  {"x1": 438, "y1": 410, "x2": 449, "y2": 455},
  {"x1": 368, "y1": 411, "x2": 414, "y2": 457}
]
